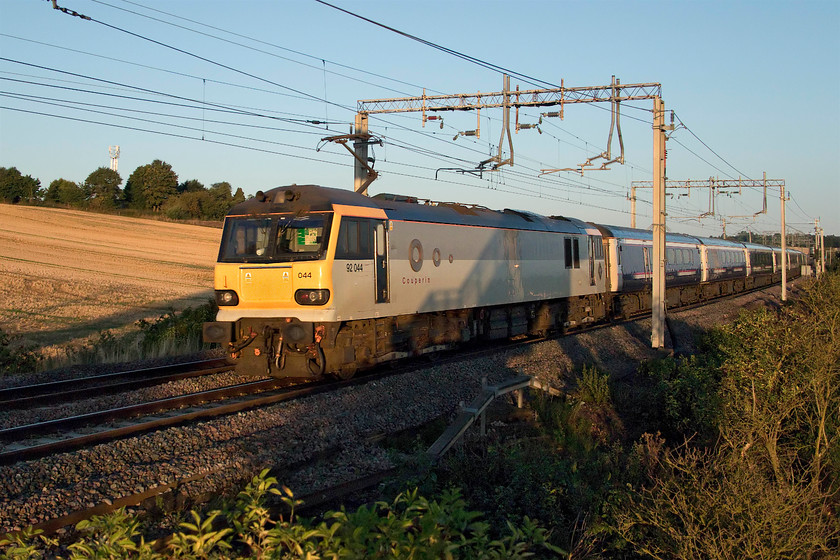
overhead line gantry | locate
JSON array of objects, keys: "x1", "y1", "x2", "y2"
[
  {"x1": 331, "y1": 76, "x2": 671, "y2": 349},
  {"x1": 631, "y1": 174, "x2": 791, "y2": 301}
]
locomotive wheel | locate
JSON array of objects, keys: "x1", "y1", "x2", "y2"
[{"x1": 334, "y1": 362, "x2": 357, "y2": 381}]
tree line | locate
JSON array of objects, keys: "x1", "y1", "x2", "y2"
[
  {"x1": 726, "y1": 229, "x2": 839, "y2": 249},
  {"x1": 0, "y1": 161, "x2": 246, "y2": 221}
]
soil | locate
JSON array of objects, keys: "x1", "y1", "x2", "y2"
[{"x1": 0, "y1": 204, "x2": 221, "y2": 350}]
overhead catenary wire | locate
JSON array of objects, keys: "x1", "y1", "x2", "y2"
[
  {"x1": 0, "y1": 92, "x2": 336, "y2": 142},
  {"x1": 9, "y1": 0, "x2": 796, "y2": 234},
  {"x1": 310, "y1": 0, "x2": 797, "y2": 218},
  {"x1": 37, "y1": 1, "x2": 656, "y2": 180},
  {"x1": 0, "y1": 105, "x2": 352, "y2": 165},
  {"x1": 0, "y1": 58, "x2": 336, "y2": 127},
  {"x1": 672, "y1": 112, "x2": 754, "y2": 181},
  {"x1": 8, "y1": 20, "x2": 644, "y2": 206},
  {"x1": 3, "y1": 61, "x2": 629, "y2": 208},
  {"x1": 96, "y1": 0, "x2": 440, "y2": 97},
  {"x1": 0, "y1": 89, "x2": 341, "y2": 135},
  {"x1": 0, "y1": 33, "x2": 385, "y2": 112},
  {"x1": 43, "y1": 2, "x2": 357, "y2": 114}
]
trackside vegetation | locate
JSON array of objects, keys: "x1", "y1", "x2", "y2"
[
  {"x1": 2, "y1": 274, "x2": 838, "y2": 558},
  {"x1": 0, "y1": 470, "x2": 562, "y2": 559},
  {"x1": 0, "y1": 302, "x2": 217, "y2": 376},
  {"x1": 437, "y1": 271, "x2": 840, "y2": 557}
]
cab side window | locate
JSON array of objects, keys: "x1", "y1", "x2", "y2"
[
  {"x1": 336, "y1": 218, "x2": 374, "y2": 259},
  {"x1": 564, "y1": 237, "x2": 580, "y2": 269}
]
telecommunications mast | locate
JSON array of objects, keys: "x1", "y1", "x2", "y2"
[{"x1": 109, "y1": 145, "x2": 120, "y2": 172}]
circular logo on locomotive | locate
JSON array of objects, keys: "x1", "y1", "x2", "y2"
[{"x1": 409, "y1": 239, "x2": 423, "y2": 272}]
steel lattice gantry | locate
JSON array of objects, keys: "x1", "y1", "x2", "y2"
[
  {"x1": 348, "y1": 77, "x2": 671, "y2": 348},
  {"x1": 357, "y1": 83, "x2": 662, "y2": 114}
]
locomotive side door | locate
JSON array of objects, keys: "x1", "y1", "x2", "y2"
[{"x1": 374, "y1": 221, "x2": 389, "y2": 303}]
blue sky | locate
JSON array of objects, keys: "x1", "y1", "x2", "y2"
[{"x1": 1, "y1": 0, "x2": 838, "y2": 238}]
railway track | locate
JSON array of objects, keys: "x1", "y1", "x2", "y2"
[
  {"x1": 0, "y1": 358, "x2": 233, "y2": 410},
  {"x1": 0, "y1": 368, "x2": 399, "y2": 466},
  {"x1": 0, "y1": 281, "x2": 779, "y2": 468},
  {"x1": 10, "y1": 371, "x2": 533, "y2": 541}
]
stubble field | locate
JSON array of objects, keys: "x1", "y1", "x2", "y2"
[{"x1": 0, "y1": 204, "x2": 221, "y2": 351}]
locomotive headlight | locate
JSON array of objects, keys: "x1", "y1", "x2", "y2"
[
  {"x1": 215, "y1": 290, "x2": 239, "y2": 306},
  {"x1": 295, "y1": 289, "x2": 330, "y2": 305}
]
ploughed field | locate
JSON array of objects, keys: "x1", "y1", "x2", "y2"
[{"x1": 0, "y1": 204, "x2": 221, "y2": 350}]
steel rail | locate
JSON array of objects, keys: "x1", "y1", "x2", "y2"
[
  {"x1": 0, "y1": 372, "x2": 387, "y2": 466},
  {"x1": 0, "y1": 358, "x2": 233, "y2": 410}
]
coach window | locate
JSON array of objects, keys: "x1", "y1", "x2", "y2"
[{"x1": 572, "y1": 238, "x2": 580, "y2": 268}]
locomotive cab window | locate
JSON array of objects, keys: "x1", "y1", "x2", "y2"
[
  {"x1": 275, "y1": 215, "x2": 329, "y2": 257},
  {"x1": 218, "y1": 214, "x2": 331, "y2": 263},
  {"x1": 221, "y1": 217, "x2": 273, "y2": 260}
]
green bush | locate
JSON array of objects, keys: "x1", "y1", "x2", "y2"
[
  {"x1": 0, "y1": 327, "x2": 40, "y2": 376},
  {"x1": 1, "y1": 470, "x2": 563, "y2": 559},
  {"x1": 637, "y1": 353, "x2": 721, "y2": 444},
  {"x1": 437, "y1": 388, "x2": 626, "y2": 554},
  {"x1": 576, "y1": 364, "x2": 611, "y2": 406},
  {"x1": 136, "y1": 301, "x2": 217, "y2": 353},
  {"x1": 612, "y1": 272, "x2": 840, "y2": 558}
]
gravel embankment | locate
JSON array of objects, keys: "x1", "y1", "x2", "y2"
[{"x1": 0, "y1": 283, "x2": 796, "y2": 534}]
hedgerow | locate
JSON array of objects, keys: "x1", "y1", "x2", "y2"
[{"x1": 0, "y1": 470, "x2": 563, "y2": 559}]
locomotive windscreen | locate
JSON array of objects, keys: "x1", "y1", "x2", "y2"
[{"x1": 218, "y1": 213, "x2": 332, "y2": 263}]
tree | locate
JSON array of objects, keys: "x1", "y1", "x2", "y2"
[
  {"x1": 83, "y1": 167, "x2": 122, "y2": 210},
  {"x1": 0, "y1": 167, "x2": 42, "y2": 203},
  {"x1": 163, "y1": 190, "x2": 212, "y2": 220},
  {"x1": 203, "y1": 181, "x2": 237, "y2": 220},
  {"x1": 178, "y1": 179, "x2": 204, "y2": 194},
  {"x1": 208, "y1": 181, "x2": 232, "y2": 199},
  {"x1": 162, "y1": 180, "x2": 244, "y2": 220},
  {"x1": 45, "y1": 178, "x2": 85, "y2": 207},
  {"x1": 125, "y1": 159, "x2": 178, "y2": 212}
]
